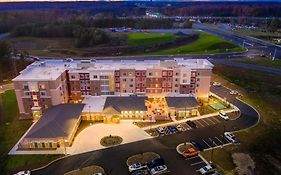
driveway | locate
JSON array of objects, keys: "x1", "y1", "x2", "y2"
[{"x1": 67, "y1": 121, "x2": 152, "y2": 155}]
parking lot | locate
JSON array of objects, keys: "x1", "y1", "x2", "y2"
[{"x1": 149, "y1": 116, "x2": 224, "y2": 137}]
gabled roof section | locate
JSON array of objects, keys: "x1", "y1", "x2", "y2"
[
  {"x1": 165, "y1": 96, "x2": 199, "y2": 109},
  {"x1": 103, "y1": 96, "x2": 148, "y2": 112},
  {"x1": 25, "y1": 104, "x2": 85, "y2": 139}
]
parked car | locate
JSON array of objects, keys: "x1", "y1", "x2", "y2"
[
  {"x1": 191, "y1": 140, "x2": 205, "y2": 151},
  {"x1": 198, "y1": 165, "x2": 216, "y2": 175},
  {"x1": 131, "y1": 169, "x2": 150, "y2": 175},
  {"x1": 224, "y1": 132, "x2": 239, "y2": 143},
  {"x1": 176, "y1": 124, "x2": 186, "y2": 131},
  {"x1": 167, "y1": 125, "x2": 178, "y2": 133},
  {"x1": 212, "y1": 82, "x2": 221, "y2": 86},
  {"x1": 129, "y1": 163, "x2": 147, "y2": 172},
  {"x1": 219, "y1": 111, "x2": 229, "y2": 120},
  {"x1": 230, "y1": 90, "x2": 238, "y2": 95},
  {"x1": 150, "y1": 165, "x2": 167, "y2": 175},
  {"x1": 147, "y1": 158, "x2": 165, "y2": 169},
  {"x1": 14, "y1": 171, "x2": 31, "y2": 175},
  {"x1": 182, "y1": 147, "x2": 199, "y2": 158},
  {"x1": 156, "y1": 126, "x2": 165, "y2": 135},
  {"x1": 186, "y1": 120, "x2": 197, "y2": 128}
]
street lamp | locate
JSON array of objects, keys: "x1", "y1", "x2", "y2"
[{"x1": 64, "y1": 139, "x2": 68, "y2": 155}]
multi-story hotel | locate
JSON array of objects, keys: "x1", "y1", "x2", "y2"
[{"x1": 13, "y1": 58, "x2": 213, "y2": 118}]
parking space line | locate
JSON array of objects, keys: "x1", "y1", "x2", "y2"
[
  {"x1": 205, "y1": 117, "x2": 216, "y2": 125},
  {"x1": 215, "y1": 136, "x2": 224, "y2": 145},
  {"x1": 220, "y1": 135, "x2": 231, "y2": 143},
  {"x1": 190, "y1": 161, "x2": 205, "y2": 166},
  {"x1": 211, "y1": 117, "x2": 221, "y2": 123},
  {"x1": 200, "y1": 119, "x2": 210, "y2": 126},
  {"x1": 202, "y1": 139, "x2": 211, "y2": 148},
  {"x1": 209, "y1": 138, "x2": 218, "y2": 146},
  {"x1": 186, "y1": 156, "x2": 199, "y2": 160},
  {"x1": 195, "y1": 120, "x2": 205, "y2": 127}
]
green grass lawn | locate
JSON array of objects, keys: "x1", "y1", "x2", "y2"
[
  {"x1": 200, "y1": 147, "x2": 236, "y2": 174},
  {"x1": 127, "y1": 32, "x2": 176, "y2": 46},
  {"x1": 233, "y1": 58, "x2": 281, "y2": 70},
  {"x1": 0, "y1": 90, "x2": 61, "y2": 174},
  {"x1": 210, "y1": 65, "x2": 281, "y2": 175},
  {"x1": 151, "y1": 32, "x2": 245, "y2": 55}
]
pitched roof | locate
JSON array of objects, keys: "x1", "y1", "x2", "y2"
[
  {"x1": 103, "y1": 96, "x2": 148, "y2": 112},
  {"x1": 25, "y1": 104, "x2": 85, "y2": 139},
  {"x1": 165, "y1": 96, "x2": 199, "y2": 109}
]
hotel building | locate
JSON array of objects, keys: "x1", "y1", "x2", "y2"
[{"x1": 13, "y1": 58, "x2": 213, "y2": 118}]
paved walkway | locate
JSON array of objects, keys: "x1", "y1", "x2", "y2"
[{"x1": 67, "y1": 121, "x2": 152, "y2": 155}]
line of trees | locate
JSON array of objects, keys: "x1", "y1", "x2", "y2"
[{"x1": 0, "y1": 41, "x2": 30, "y2": 83}]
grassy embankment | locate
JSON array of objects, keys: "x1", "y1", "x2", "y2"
[
  {"x1": 200, "y1": 65, "x2": 281, "y2": 175},
  {"x1": 150, "y1": 32, "x2": 245, "y2": 55},
  {"x1": 127, "y1": 32, "x2": 177, "y2": 46},
  {"x1": 0, "y1": 90, "x2": 61, "y2": 175},
  {"x1": 233, "y1": 57, "x2": 281, "y2": 70},
  {"x1": 234, "y1": 29, "x2": 281, "y2": 45}
]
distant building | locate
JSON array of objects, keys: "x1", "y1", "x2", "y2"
[{"x1": 13, "y1": 58, "x2": 213, "y2": 119}]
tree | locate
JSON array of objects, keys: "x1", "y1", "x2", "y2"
[
  {"x1": 0, "y1": 40, "x2": 11, "y2": 61},
  {"x1": 268, "y1": 18, "x2": 280, "y2": 32}
]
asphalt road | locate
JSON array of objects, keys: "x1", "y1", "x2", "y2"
[{"x1": 31, "y1": 85, "x2": 259, "y2": 175}]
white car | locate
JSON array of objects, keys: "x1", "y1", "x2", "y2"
[
  {"x1": 212, "y1": 82, "x2": 221, "y2": 86},
  {"x1": 150, "y1": 165, "x2": 167, "y2": 175},
  {"x1": 128, "y1": 163, "x2": 147, "y2": 172},
  {"x1": 219, "y1": 111, "x2": 229, "y2": 120},
  {"x1": 198, "y1": 165, "x2": 215, "y2": 175},
  {"x1": 230, "y1": 90, "x2": 238, "y2": 95},
  {"x1": 14, "y1": 170, "x2": 31, "y2": 175},
  {"x1": 156, "y1": 126, "x2": 165, "y2": 135},
  {"x1": 224, "y1": 132, "x2": 239, "y2": 143},
  {"x1": 176, "y1": 124, "x2": 186, "y2": 131}
]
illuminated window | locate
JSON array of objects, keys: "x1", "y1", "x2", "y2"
[
  {"x1": 33, "y1": 101, "x2": 39, "y2": 107},
  {"x1": 31, "y1": 86, "x2": 36, "y2": 92},
  {"x1": 40, "y1": 85, "x2": 46, "y2": 90},
  {"x1": 32, "y1": 95, "x2": 38, "y2": 100}
]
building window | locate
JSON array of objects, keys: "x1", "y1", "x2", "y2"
[
  {"x1": 39, "y1": 85, "x2": 46, "y2": 90},
  {"x1": 130, "y1": 79, "x2": 133, "y2": 82},
  {"x1": 87, "y1": 86, "x2": 90, "y2": 90},
  {"x1": 24, "y1": 91, "x2": 30, "y2": 96},
  {"x1": 42, "y1": 142, "x2": 45, "y2": 148},
  {"x1": 40, "y1": 91, "x2": 46, "y2": 96},
  {"x1": 49, "y1": 142, "x2": 52, "y2": 148},
  {"x1": 149, "y1": 73, "x2": 152, "y2": 76},
  {"x1": 34, "y1": 142, "x2": 38, "y2": 148},
  {"x1": 93, "y1": 75, "x2": 98, "y2": 79},
  {"x1": 197, "y1": 84, "x2": 199, "y2": 87},
  {"x1": 23, "y1": 85, "x2": 29, "y2": 90},
  {"x1": 175, "y1": 72, "x2": 179, "y2": 76},
  {"x1": 197, "y1": 72, "x2": 200, "y2": 76},
  {"x1": 123, "y1": 79, "x2": 126, "y2": 82},
  {"x1": 175, "y1": 84, "x2": 178, "y2": 87},
  {"x1": 71, "y1": 75, "x2": 75, "y2": 79},
  {"x1": 197, "y1": 78, "x2": 200, "y2": 81}
]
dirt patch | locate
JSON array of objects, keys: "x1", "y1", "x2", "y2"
[
  {"x1": 232, "y1": 153, "x2": 255, "y2": 175},
  {"x1": 127, "y1": 152, "x2": 160, "y2": 166}
]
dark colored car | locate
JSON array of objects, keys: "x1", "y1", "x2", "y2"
[
  {"x1": 147, "y1": 158, "x2": 165, "y2": 169},
  {"x1": 186, "y1": 120, "x2": 197, "y2": 128},
  {"x1": 167, "y1": 125, "x2": 178, "y2": 133},
  {"x1": 131, "y1": 170, "x2": 150, "y2": 175},
  {"x1": 191, "y1": 140, "x2": 205, "y2": 151}
]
